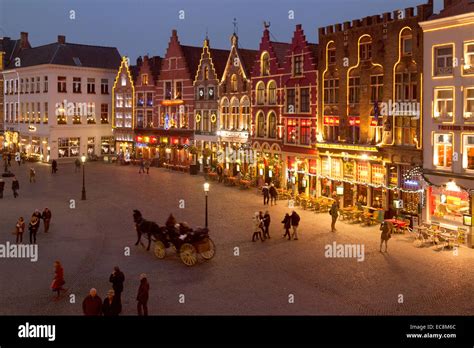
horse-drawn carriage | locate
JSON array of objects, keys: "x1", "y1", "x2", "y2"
[{"x1": 133, "y1": 210, "x2": 216, "y2": 266}]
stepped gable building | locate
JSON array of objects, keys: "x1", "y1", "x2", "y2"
[
  {"x1": 317, "y1": 1, "x2": 433, "y2": 220},
  {"x1": 251, "y1": 22, "x2": 291, "y2": 186},
  {"x1": 280, "y1": 24, "x2": 318, "y2": 195},
  {"x1": 193, "y1": 36, "x2": 230, "y2": 171},
  {"x1": 218, "y1": 32, "x2": 258, "y2": 176}
]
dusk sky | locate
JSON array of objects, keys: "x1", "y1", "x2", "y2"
[{"x1": 1, "y1": 0, "x2": 443, "y2": 61}]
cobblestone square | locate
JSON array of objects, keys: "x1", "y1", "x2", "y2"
[{"x1": 0, "y1": 162, "x2": 472, "y2": 316}]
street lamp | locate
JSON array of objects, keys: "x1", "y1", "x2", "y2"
[
  {"x1": 203, "y1": 182, "x2": 210, "y2": 228},
  {"x1": 81, "y1": 154, "x2": 87, "y2": 200}
]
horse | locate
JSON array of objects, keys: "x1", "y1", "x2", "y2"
[{"x1": 133, "y1": 210, "x2": 166, "y2": 251}]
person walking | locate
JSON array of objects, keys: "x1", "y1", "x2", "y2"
[
  {"x1": 262, "y1": 183, "x2": 270, "y2": 205},
  {"x1": 15, "y1": 217, "x2": 25, "y2": 244},
  {"x1": 51, "y1": 261, "x2": 65, "y2": 298},
  {"x1": 216, "y1": 165, "x2": 223, "y2": 183},
  {"x1": 82, "y1": 288, "x2": 102, "y2": 316},
  {"x1": 12, "y1": 176, "x2": 19, "y2": 198},
  {"x1": 263, "y1": 211, "x2": 271, "y2": 239},
  {"x1": 144, "y1": 160, "x2": 151, "y2": 174},
  {"x1": 137, "y1": 273, "x2": 150, "y2": 316},
  {"x1": 42, "y1": 208, "x2": 52, "y2": 233},
  {"x1": 32, "y1": 209, "x2": 42, "y2": 230},
  {"x1": 7, "y1": 153, "x2": 12, "y2": 167},
  {"x1": 28, "y1": 216, "x2": 40, "y2": 244},
  {"x1": 29, "y1": 167, "x2": 36, "y2": 183},
  {"x1": 138, "y1": 159, "x2": 145, "y2": 174},
  {"x1": 329, "y1": 200, "x2": 339, "y2": 232},
  {"x1": 380, "y1": 221, "x2": 393, "y2": 252},
  {"x1": 74, "y1": 158, "x2": 81, "y2": 173},
  {"x1": 252, "y1": 212, "x2": 265, "y2": 242},
  {"x1": 0, "y1": 178, "x2": 4, "y2": 199},
  {"x1": 290, "y1": 210, "x2": 300, "y2": 240},
  {"x1": 109, "y1": 266, "x2": 125, "y2": 308},
  {"x1": 282, "y1": 213, "x2": 292, "y2": 240},
  {"x1": 51, "y1": 160, "x2": 58, "y2": 174},
  {"x1": 269, "y1": 183, "x2": 278, "y2": 206},
  {"x1": 102, "y1": 290, "x2": 121, "y2": 316},
  {"x1": 15, "y1": 151, "x2": 21, "y2": 166}
]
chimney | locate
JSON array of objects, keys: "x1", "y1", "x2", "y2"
[
  {"x1": 58, "y1": 35, "x2": 66, "y2": 44},
  {"x1": 20, "y1": 32, "x2": 29, "y2": 49}
]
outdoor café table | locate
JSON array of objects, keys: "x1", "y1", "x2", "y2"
[{"x1": 384, "y1": 219, "x2": 408, "y2": 233}]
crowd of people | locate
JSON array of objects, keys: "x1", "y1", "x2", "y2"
[
  {"x1": 81, "y1": 267, "x2": 150, "y2": 316},
  {"x1": 14, "y1": 208, "x2": 52, "y2": 244}
]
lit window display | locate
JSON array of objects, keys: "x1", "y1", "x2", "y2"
[{"x1": 430, "y1": 186, "x2": 470, "y2": 225}]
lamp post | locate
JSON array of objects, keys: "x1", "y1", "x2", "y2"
[
  {"x1": 203, "y1": 182, "x2": 210, "y2": 228},
  {"x1": 81, "y1": 154, "x2": 86, "y2": 200}
]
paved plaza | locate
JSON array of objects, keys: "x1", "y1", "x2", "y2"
[{"x1": 0, "y1": 161, "x2": 473, "y2": 315}]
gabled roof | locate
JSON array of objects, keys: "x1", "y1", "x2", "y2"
[
  {"x1": 129, "y1": 65, "x2": 139, "y2": 84},
  {"x1": 237, "y1": 48, "x2": 259, "y2": 77},
  {"x1": 209, "y1": 48, "x2": 230, "y2": 79},
  {"x1": 6, "y1": 41, "x2": 121, "y2": 70},
  {"x1": 430, "y1": 0, "x2": 474, "y2": 19},
  {"x1": 1, "y1": 36, "x2": 30, "y2": 66},
  {"x1": 270, "y1": 41, "x2": 292, "y2": 67},
  {"x1": 181, "y1": 45, "x2": 205, "y2": 78},
  {"x1": 308, "y1": 43, "x2": 319, "y2": 65},
  {"x1": 148, "y1": 56, "x2": 162, "y2": 83}
]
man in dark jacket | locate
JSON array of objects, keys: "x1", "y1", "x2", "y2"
[
  {"x1": 329, "y1": 200, "x2": 339, "y2": 232},
  {"x1": 269, "y1": 183, "x2": 278, "y2": 206},
  {"x1": 137, "y1": 273, "x2": 150, "y2": 316},
  {"x1": 290, "y1": 210, "x2": 300, "y2": 240},
  {"x1": 262, "y1": 183, "x2": 270, "y2": 205},
  {"x1": 282, "y1": 213, "x2": 292, "y2": 240},
  {"x1": 82, "y1": 288, "x2": 102, "y2": 316},
  {"x1": 12, "y1": 176, "x2": 19, "y2": 198},
  {"x1": 263, "y1": 211, "x2": 271, "y2": 239},
  {"x1": 109, "y1": 266, "x2": 125, "y2": 307},
  {"x1": 32, "y1": 209, "x2": 42, "y2": 230},
  {"x1": 51, "y1": 160, "x2": 58, "y2": 174},
  {"x1": 42, "y1": 208, "x2": 52, "y2": 233},
  {"x1": 102, "y1": 289, "x2": 121, "y2": 316}
]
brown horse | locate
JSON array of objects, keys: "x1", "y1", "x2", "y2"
[{"x1": 133, "y1": 210, "x2": 166, "y2": 251}]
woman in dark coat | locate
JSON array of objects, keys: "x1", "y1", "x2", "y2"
[
  {"x1": 282, "y1": 213, "x2": 292, "y2": 240},
  {"x1": 51, "y1": 261, "x2": 65, "y2": 298},
  {"x1": 109, "y1": 266, "x2": 125, "y2": 306},
  {"x1": 380, "y1": 221, "x2": 393, "y2": 252},
  {"x1": 102, "y1": 290, "x2": 121, "y2": 316},
  {"x1": 28, "y1": 216, "x2": 40, "y2": 244},
  {"x1": 137, "y1": 273, "x2": 150, "y2": 316}
]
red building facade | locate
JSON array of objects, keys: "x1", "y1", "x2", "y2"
[
  {"x1": 251, "y1": 24, "x2": 291, "y2": 187},
  {"x1": 280, "y1": 24, "x2": 318, "y2": 195}
]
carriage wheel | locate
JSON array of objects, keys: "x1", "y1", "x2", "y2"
[
  {"x1": 154, "y1": 241, "x2": 166, "y2": 259},
  {"x1": 200, "y1": 238, "x2": 216, "y2": 260},
  {"x1": 180, "y1": 243, "x2": 198, "y2": 266}
]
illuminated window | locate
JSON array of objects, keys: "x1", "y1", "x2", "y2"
[
  {"x1": 146, "y1": 92, "x2": 153, "y2": 107},
  {"x1": 395, "y1": 117, "x2": 417, "y2": 146},
  {"x1": 464, "y1": 42, "x2": 474, "y2": 72},
  {"x1": 116, "y1": 94, "x2": 124, "y2": 107},
  {"x1": 198, "y1": 87, "x2": 205, "y2": 100},
  {"x1": 257, "y1": 112, "x2": 265, "y2": 137},
  {"x1": 231, "y1": 74, "x2": 238, "y2": 92},
  {"x1": 141, "y1": 74, "x2": 148, "y2": 86},
  {"x1": 463, "y1": 135, "x2": 474, "y2": 170},
  {"x1": 121, "y1": 74, "x2": 127, "y2": 86},
  {"x1": 300, "y1": 119, "x2": 311, "y2": 145},
  {"x1": 433, "y1": 133, "x2": 453, "y2": 169},
  {"x1": 434, "y1": 87, "x2": 454, "y2": 120},
  {"x1": 434, "y1": 45, "x2": 453, "y2": 76},
  {"x1": 165, "y1": 82, "x2": 172, "y2": 99},
  {"x1": 204, "y1": 66, "x2": 209, "y2": 80},
  {"x1": 175, "y1": 81, "x2": 182, "y2": 99},
  {"x1": 268, "y1": 112, "x2": 277, "y2": 138},
  {"x1": 208, "y1": 86, "x2": 214, "y2": 100},
  {"x1": 231, "y1": 98, "x2": 239, "y2": 130},
  {"x1": 268, "y1": 81, "x2": 276, "y2": 105},
  {"x1": 261, "y1": 52, "x2": 270, "y2": 76},
  {"x1": 464, "y1": 87, "x2": 474, "y2": 119},
  {"x1": 257, "y1": 82, "x2": 265, "y2": 105},
  {"x1": 286, "y1": 119, "x2": 296, "y2": 144}
]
